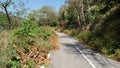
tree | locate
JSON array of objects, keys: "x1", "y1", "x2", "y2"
[
  {"x1": 28, "y1": 6, "x2": 58, "y2": 26},
  {"x1": 0, "y1": 0, "x2": 28, "y2": 29},
  {"x1": 67, "y1": 0, "x2": 86, "y2": 28},
  {"x1": 59, "y1": 5, "x2": 67, "y2": 21},
  {"x1": 0, "y1": 0, "x2": 12, "y2": 29}
]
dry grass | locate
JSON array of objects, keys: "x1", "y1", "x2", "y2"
[
  {"x1": 55, "y1": 26, "x2": 63, "y2": 32},
  {"x1": 49, "y1": 34, "x2": 59, "y2": 50},
  {"x1": 0, "y1": 31, "x2": 12, "y2": 68}
]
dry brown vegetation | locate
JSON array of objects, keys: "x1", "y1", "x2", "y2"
[{"x1": 49, "y1": 34, "x2": 59, "y2": 50}]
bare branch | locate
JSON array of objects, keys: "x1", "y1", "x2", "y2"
[
  {"x1": 0, "y1": 1, "x2": 2, "y2": 4},
  {"x1": 0, "y1": 0, "x2": 12, "y2": 7},
  {"x1": 0, "y1": 1, "x2": 6, "y2": 8},
  {"x1": 5, "y1": 0, "x2": 12, "y2": 7}
]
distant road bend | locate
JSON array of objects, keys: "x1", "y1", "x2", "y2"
[{"x1": 47, "y1": 31, "x2": 120, "y2": 68}]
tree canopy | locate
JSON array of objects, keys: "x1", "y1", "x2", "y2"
[{"x1": 28, "y1": 6, "x2": 58, "y2": 26}]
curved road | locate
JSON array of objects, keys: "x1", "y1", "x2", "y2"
[{"x1": 47, "y1": 32, "x2": 120, "y2": 68}]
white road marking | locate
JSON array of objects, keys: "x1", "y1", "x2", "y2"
[
  {"x1": 67, "y1": 38, "x2": 96, "y2": 68},
  {"x1": 40, "y1": 66, "x2": 45, "y2": 68},
  {"x1": 47, "y1": 53, "x2": 50, "y2": 59}
]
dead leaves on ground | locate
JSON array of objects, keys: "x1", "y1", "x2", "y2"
[
  {"x1": 14, "y1": 45, "x2": 50, "y2": 66},
  {"x1": 12, "y1": 34, "x2": 59, "y2": 67}
]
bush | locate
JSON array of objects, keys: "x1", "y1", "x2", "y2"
[
  {"x1": 88, "y1": 29, "x2": 120, "y2": 61},
  {"x1": 89, "y1": 38, "x2": 105, "y2": 52},
  {"x1": 11, "y1": 20, "x2": 40, "y2": 44},
  {"x1": 9, "y1": 20, "x2": 54, "y2": 68},
  {"x1": 77, "y1": 30, "x2": 91, "y2": 43},
  {"x1": 63, "y1": 29, "x2": 72, "y2": 35},
  {"x1": 38, "y1": 26, "x2": 53, "y2": 41},
  {"x1": 87, "y1": 5, "x2": 100, "y2": 23},
  {"x1": 114, "y1": 49, "x2": 120, "y2": 61},
  {"x1": 71, "y1": 29, "x2": 80, "y2": 36}
]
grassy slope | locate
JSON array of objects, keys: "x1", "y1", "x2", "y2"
[
  {"x1": 0, "y1": 26, "x2": 59, "y2": 68},
  {"x1": 0, "y1": 31, "x2": 12, "y2": 68}
]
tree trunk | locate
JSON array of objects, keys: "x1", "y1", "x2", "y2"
[
  {"x1": 77, "y1": 15, "x2": 81, "y2": 26},
  {"x1": 4, "y1": 7, "x2": 11, "y2": 29},
  {"x1": 81, "y1": 0, "x2": 86, "y2": 28},
  {"x1": 71, "y1": 6, "x2": 81, "y2": 27}
]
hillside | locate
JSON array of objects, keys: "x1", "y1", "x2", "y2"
[{"x1": 57, "y1": 1, "x2": 120, "y2": 62}]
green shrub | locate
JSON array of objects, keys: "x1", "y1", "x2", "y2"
[
  {"x1": 24, "y1": 60, "x2": 36, "y2": 68},
  {"x1": 88, "y1": 37, "x2": 105, "y2": 52},
  {"x1": 11, "y1": 20, "x2": 53, "y2": 43},
  {"x1": 38, "y1": 26, "x2": 53, "y2": 40},
  {"x1": 11, "y1": 20, "x2": 39, "y2": 43},
  {"x1": 9, "y1": 20, "x2": 54, "y2": 68},
  {"x1": 87, "y1": 5, "x2": 100, "y2": 23},
  {"x1": 114, "y1": 49, "x2": 120, "y2": 61},
  {"x1": 63, "y1": 29, "x2": 72, "y2": 35},
  {"x1": 77, "y1": 30, "x2": 91, "y2": 43},
  {"x1": 88, "y1": 30, "x2": 120, "y2": 58},
  {"x1": 71, "y1": 29, "x2": 80, "y2": 36}
]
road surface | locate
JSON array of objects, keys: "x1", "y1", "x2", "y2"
[{"x1": 46, "y1": 32, "x2": 120, "y2": 68}]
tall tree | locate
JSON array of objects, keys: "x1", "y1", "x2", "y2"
[
  {"x1": 29, "y1": 6, "x2": 58, "y2": 26},
  {"x1": 66, "y1": 0, "x2": 86, "y2": 28}
]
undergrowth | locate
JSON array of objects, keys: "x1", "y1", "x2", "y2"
[
  {"x1": 0, "y1": 31, "x2": 12, "y2": 68},
  {"x1": 58, "y1": 23, "x2": 120, "y2": 62},
  {"x1": 0, "y1": 20, "x2": 59, "y2": 68}
]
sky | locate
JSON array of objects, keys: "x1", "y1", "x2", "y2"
[
  {"x1": 0, "y1": 0, "x2": 66, "y2": 17},
  {"x1": 27, "y1": 0, "x2": 66, "y2": 12}
]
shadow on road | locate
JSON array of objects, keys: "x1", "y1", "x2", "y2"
[
  {"x1": 60, "y1": 41, "x2": 112, "y2": 68},
  {"x1": 55, "y1": 32, "x2": 120, "y2": 68}
]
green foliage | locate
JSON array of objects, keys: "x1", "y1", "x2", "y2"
[
  {"x1": 39, "y1": 26, "x2": 53, "y2": 40},
  {"x1": 24, "y1": 60, "x2": 36, "y2": 68},
  {"x1": 28, "y1": 6, "x2": 59, "y2": 26},
  {"x1": 12, "y1": 20, "x2": 53, "y2": 43},
  {"x1": 88, "y1": 37, "x2": 104, "y2": 52},
  {"x1": 114, "y1": 49, "x2": 120, "y2": 61},
  {"x1": 1, "y1": 20, "x2": 54, "y2": 68},
  {"x1": 88, "y1": 6, "x2": 100, "y2": 12},
  {"x1": 71, "y1": 29, "x2": 80, "y2": 36},
  {"x1": 0, "y1": 13, "x2": 7, "y2": 22},
  {"x1": 88, "y1": 23, "x2": 120, "y2": 56},
  {"x1": 59, "y1": 5, "x2": 66, "y2": 21},
  {"x1": 11, "y1": 20, "x2": 53, "y2": 50},
  {"x1": 10, "y1": 59, "x2": 21, "y2": 68},
  {"x1": 0, "y1": 13, "x2": 8, "y2": 30},
  {"x1": 11, "y1": 20, "x2": 39, "y2": 44},
  {"x1": 58, "y1": 0, "x2": 120, "y2": 62},
  {"x1": 87, "y1": 5, "x2": 100, "y2": 23},
  {"x1": 99, "y1": 0, "x2": 120, "y2": 13},
  {"x1": 77, "y1": 30, "x2": 91, "y2": 43},
  {"x1": 63, "y1": 29, "x2": 72, "y2": 35},
  {"x1": 66, "y1": 7, "x2": 78, "y2": 25},
  {"x1": 11, "y1": 20, "x2": 54, "y2": 46}
]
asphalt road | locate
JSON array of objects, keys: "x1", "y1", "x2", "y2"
[{"x1": 46, "y1": 32, "x2": 120, "y2": 68}]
